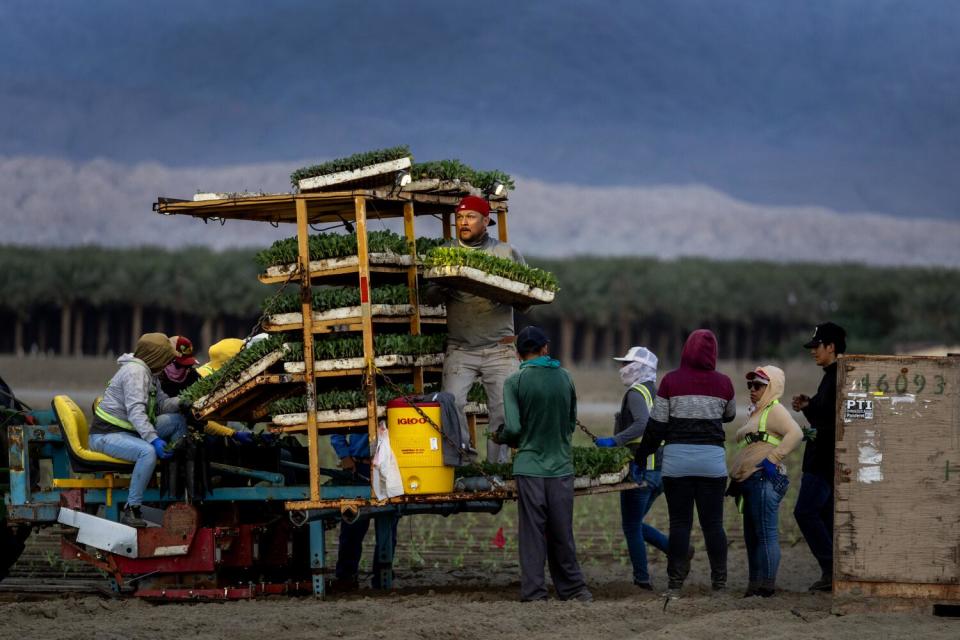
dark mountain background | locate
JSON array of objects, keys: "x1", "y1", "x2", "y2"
[{"x1": 1, "y1": 0, "x2": 959, "y2": 253}]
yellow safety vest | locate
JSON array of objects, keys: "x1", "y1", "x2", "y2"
[
  {"x1": 624, "y1": 384, "x2": 663, "y2": 470},
  {"x1": 734, "y1": 400, "x2": 782, "y2": 514},
  {"x1": 738, "y1": 400, "x2": 782, "y2": 449},
  {"x1": 94, "y1": 361, "x2": 157, "y2": 433}
]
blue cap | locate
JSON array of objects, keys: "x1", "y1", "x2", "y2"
[{"x1": 516, "y1": 326, "x2": 550, "y2": 355}]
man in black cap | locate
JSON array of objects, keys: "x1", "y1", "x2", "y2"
[
  {"x1": 499, "y1": 326, "x2": 591, "y2": 602},
  {"x1": 792, "y1": 321, "x2": 846, "y2": 592}
]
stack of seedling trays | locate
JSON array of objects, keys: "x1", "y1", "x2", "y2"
[
  {"x1": 260, "y1": 283, "x2": 445, "y2": 333},
  {"x1": 179, "y1": 334, "x2": 295, "y2": 423},
  {"x1": 255, "y1": 227, "x2": 449, "y2": 434},
  {"x1": 267, "y1": 334, "x2": 446, "y2": 431},
  {"x1": 257, "y1": 230, "x2": 444, "y2": 287},
  {"x1": 422, "y1": 247, "x2": 559, "y2": 305}
]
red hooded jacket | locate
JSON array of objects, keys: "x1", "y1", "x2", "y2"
[{"x1": 638, "y1": 329, "x2": 736, "y2": 451}]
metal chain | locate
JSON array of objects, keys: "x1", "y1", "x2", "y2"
[{"x1": 575, "y1": 420, "x2": 599, "y2": 443}]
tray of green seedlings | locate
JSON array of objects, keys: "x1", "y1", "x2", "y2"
[
  {"x1": 464, "y1": 382, "x2": 488, "y2": 416},
  {"x1": 456, "y1": 447, "x2": 633, "y2": 491},
  {"x1": 180, "y1": 334, "x2": 290, "y2": 412},
  {"x1": 281, "y1": 333, "x2": 447, "y2": 374},
  {"x1": 292, "y1": 145, "x2": 413, "y2": 192},
  {"x1": 269, "y1": 385, "x2": 419, "y2": 426},
  {"x1": 422, "y1": 247, "x2": 559, "y2": 305},
  {"x1": 406, "y1": 160, "x2": 514, "y2": 200},
  {"x1": 257, "y1": 230, "x2": 444, "y2": 281},
  {"x1": 261, "y1": 284, "x2": 445, "y2": 330}
]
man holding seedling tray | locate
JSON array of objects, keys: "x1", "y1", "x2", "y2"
[{"x1": 422, "y1": 195, "x2": 528, "y2": 463}]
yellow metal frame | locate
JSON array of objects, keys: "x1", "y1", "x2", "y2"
[
  {"x1": 52, "y1": 474, "x2": 130, "y2": 506},
  {"x1": 155, "y1": 189, "x2": 511, "y2": 511}
]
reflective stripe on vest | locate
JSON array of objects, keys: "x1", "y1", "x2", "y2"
[
  {"x1": 739, "y1": 399, "x2": 782, "y2": 449},
  {"x1": 623, "y1": 384, "x2": 663, "y2": 470},
  {"x1": 95, "y1": 360, "x2": 158, "y2": 432}
]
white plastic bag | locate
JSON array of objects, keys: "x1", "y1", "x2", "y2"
[{"x1": 371, "y1": 420, "x2": 404, "y2": 499}]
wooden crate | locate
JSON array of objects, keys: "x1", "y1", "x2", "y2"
[{"x1": 834, "y1": 354, "x2": 960, "y2": 613}]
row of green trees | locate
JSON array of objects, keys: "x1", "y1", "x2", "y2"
[{"x1": 1, "y1": 245, "x2": 957, "y2": 359}]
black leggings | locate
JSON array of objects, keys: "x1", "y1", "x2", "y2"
[{"x1": 663, "y1": 476, "x2": 728, "y2": 588}]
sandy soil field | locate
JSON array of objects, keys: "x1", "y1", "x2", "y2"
[{"x1": 1, "y1": 546, "x2": 957, "y2": 640}]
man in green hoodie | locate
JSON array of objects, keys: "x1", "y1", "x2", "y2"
[{"x1": 500, "y1": 326, "x2": 591, "y2": 602}]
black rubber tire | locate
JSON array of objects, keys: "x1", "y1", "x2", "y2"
[{"x1": 0, "y1": 523, "x2": 31, "y2": 581}]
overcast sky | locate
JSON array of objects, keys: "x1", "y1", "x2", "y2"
[{"x1": 1, "y1": 0, "x2": 958, "y2": 246}]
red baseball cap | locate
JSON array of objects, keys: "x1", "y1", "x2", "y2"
[
  {"x1": 171, "y1": 335, "x2": 198, "y2": 366},
  {"x1": 745, "y1": 368, "x2": 770, "y2": 384},
  {"x1": 456, "y1": 195, "x2": 495, "y2": 226}
]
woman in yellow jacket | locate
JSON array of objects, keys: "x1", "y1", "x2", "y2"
[
  {"x1": 195, "y1": 338, "x2": 253, "y2": 442},
  {"x1": 728, "y1": 365, "x2": 803, "y2": 598}
]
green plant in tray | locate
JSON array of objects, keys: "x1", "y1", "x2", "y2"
[
  {"x1": 455, "y1": 446, "x2": 632, "y2": 480},
  {"x1": 179, "y1": 334, "x2": 288, "y2": 405},
  {"x1": 262, "y1": 284, "x2": 415, "y2": 316},
  {"x1": 423, "y1": 247, "x2": 559, "y2": 292},
  {"x1": 255, "y1": 230, "x2": 443, "y2": 269},
  {"x1": 270, "y1": 385, "x2": 414, "y2": 415},
  {"x1": 284, "y1": 333, "x2": 447, "y2": 362},
  {"x1": 410, "y1": 159, "x2": 515, "y2": 192},
  {"x1": 290, "y1": 145, "x2": 411, "y2": 188}
]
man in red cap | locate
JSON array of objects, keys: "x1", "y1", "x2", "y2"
[{"x1": 423, "y1": 195, "x2": 528, "y2": 463}]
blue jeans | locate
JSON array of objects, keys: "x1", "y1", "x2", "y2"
[
  {"x1": 741, "y1": 469, "x2": 789, "y2": 586},
  {"x1": 336, "y1": 463, "x2": 399, "y2": 587},
  {"x1": 89, "y1": 413, "x2": 187, "y2": 506},
  {"x1": 793, "y1": 472, "x2": 834, "y2": 575},
  {"x1": 620, "y1": 462, "x2": 669, "y2": 585}
]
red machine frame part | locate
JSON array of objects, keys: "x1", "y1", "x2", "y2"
[{"x1": 59, "y1": 500, "x2": 315, "y2": 600}]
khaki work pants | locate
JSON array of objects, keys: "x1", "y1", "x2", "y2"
[{"x1": 442, "y1": 343, "x2": 518, "y2": 463}]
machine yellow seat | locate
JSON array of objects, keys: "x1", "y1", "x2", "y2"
[{"x1": 52, "y1": 395, "x2": 133, "y2": 471}]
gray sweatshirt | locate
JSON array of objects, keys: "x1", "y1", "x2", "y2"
[
  {"x1": 89, "y1": 354, "x2": 180, "y2": 442},
  {"x1": 422, "y1": 234, "x2": 527, "y2": 349},
  {"x1": 613, "y1": 381, "x2": 656, "y2": 446}
]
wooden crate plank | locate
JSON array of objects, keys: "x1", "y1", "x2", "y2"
[{"x1": 835, "y1": 355, "x2": 960, "y2": 586}]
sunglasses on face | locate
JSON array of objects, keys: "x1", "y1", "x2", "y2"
[{"x1": 747, "y1": 381, "x2": 768, "y2": 391}]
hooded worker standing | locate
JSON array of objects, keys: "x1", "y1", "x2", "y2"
[
  {"x1": 728, "y1": 366, "x2": 803, "y2": 597},
  {"x1": 635, "y1": 329, "x2": 736, "y2": 598},
  {"x1": 88, "y1": 333, "x2": 188, "y2": 527},
  {"x1": 595, "y1": 346, "x2": 670, "y2": 590}
]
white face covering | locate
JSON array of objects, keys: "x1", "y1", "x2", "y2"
[{"x1": 620, "y1": 361, "x2": 656, "y2": 387}]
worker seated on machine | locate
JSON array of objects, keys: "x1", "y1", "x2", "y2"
[
  {"x1": 88, "y1": 333, "x2": 189, "y2": 528},
  {"x1": 164, "y1": 335, "x2": 256, "y2": 446}
]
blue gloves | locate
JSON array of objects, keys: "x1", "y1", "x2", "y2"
[
  {"x1": 595, "y1": 437, "x2": 617, "y2": 448},
  {"x1": 757, "y1": 458, "x2": 778, "y2": 480},
  {"x1": 152, "y1": 438, "x2": 173, "y2": 460},
  {"x1": 232, "y1": 430, "x2": 255, "y2": 445}
]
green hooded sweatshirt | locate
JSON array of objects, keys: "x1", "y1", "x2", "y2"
[{"x1": 501, "y1": 356, "x2": 577, "y2": 477}]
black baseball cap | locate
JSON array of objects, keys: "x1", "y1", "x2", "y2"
[
  {"x1": 517, "y1": 326, "x2": 550, "y2": 354},
  {"x1": 803, "y1": 322, "x2": 847, "y2": 353}
]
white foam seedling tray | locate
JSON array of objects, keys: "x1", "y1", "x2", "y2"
[
  {"x1": 272, "y1": 406, "x2": 387, "y2": 426},
  {"x1": 263, "y1": 252, "x2": 415, "y2": 280},
  {"x1": 282, "y1": 353, "x2": 444, "y2": 374},
  {"x1": 422, "y1": 265, "x2": 555, "y2": 305},
  {"x1": 265, "y1": 304, "x2": 444, "y2": 327}
]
